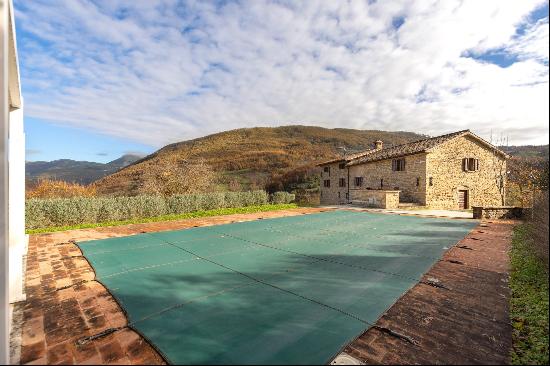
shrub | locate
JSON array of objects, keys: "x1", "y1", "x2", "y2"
[
  {"x1": 26, "y1": 179, "x2": 96, "y2": 199},
  {"x1": 270, "y1": 191, "x2": 295, "y2": 204},
  {"x1": 25, "y1": 190, "x2": 274, "y2": 230}
]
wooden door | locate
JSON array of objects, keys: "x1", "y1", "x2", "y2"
[{"x1": 458, "y1": 190, "x2": 469, "y2": 209}]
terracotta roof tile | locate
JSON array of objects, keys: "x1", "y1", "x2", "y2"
[
  {"x1": 318, "y1": 129, "x2": 507, "y2": 167},
  {"x1": 347, "y1": 129, "x2": 471, "y2": 166}
]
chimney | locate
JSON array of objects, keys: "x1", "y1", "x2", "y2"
[{"x1": 374, "y1": 140, "x2": 383, "y2": 150}]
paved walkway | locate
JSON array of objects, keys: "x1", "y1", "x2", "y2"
[
  {"x1": 323, "y1": 205, "x2": 474, "y2": 219},
  {"x1": 336, "y1": 220, "x2": 515, "y2": 364},
  {"x1": 13, "y1": 208, "x2": 514, "y2": 365}
]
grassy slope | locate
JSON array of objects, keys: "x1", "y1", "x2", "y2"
[
  {"x1": 27, "y1": 203, "x2": 298, "y2": 234},
  {"x1": 94, "y1": 125, "x2": 425, "y2": 195},
  {"x1": 510, "y1": 224, "x2": 549, "y2": 365}
]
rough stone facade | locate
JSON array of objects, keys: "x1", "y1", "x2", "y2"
[
  {"x1": 319, "y1": 132, "x2": 507, "y2": 210},
  {"x1": 319, "y1": 161, "x2": 349, "y2": 205},
  {"x1": 425, "y1": 135, "x2": 506, "y2": 209},
  {"x1": 349, "y1": 153, "x2": 427, "y2": 205}
]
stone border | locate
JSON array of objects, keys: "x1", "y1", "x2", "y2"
[{"x1": 473, "y1": 206, "x2": 530, "y2": 219}]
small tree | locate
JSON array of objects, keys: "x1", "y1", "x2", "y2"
[
  {"x1": 228, "y1": 178, "x2": 241, "y2": 192},
  {"x1": 490, "y1": 133, "x2": 508, "y2": 206},
  {"x1": 144, "y1": 157, "x2": 216, "y2": 196},
  {"x1": 508, "y1": 157, "x2": 548, "y2": 207}
]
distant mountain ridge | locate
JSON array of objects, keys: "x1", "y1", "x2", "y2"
[{"x1": 26, "y1": 154, "x2": 143, "y2": 185}]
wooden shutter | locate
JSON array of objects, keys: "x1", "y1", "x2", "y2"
[
  {"x1": 462, "y1": 158, "x2": 467, "y2": 171},
  {"x1": 475, "y1": 159, "x2": 479, "y2": 171}
]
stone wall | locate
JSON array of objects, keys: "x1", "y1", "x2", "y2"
[
  {"x1": 350, "y1": 189, "x2": 400, "y2": 209},
  {"x1": 426, "y1": 135, "x2": 506, "y2": 210},
  {"x1": 473, "y1": 206, "x2": 527, "y2": 219},
  {"x1": 348, "y1": 153, "x2": 427, "y2": 204},
  {"x1": 319, "y1": 161, "x2": 349, "y2": 205}
]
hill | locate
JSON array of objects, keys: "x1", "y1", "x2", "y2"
[
  {"x1": 502, "y1": 145, "x2": 549, "y2": 159},
  {"x1": 26, "y1": 154, "x2": 143, "y2": 185},
  {"x1": 94, "y1": 126, "x2": 426, "y2": 195}
]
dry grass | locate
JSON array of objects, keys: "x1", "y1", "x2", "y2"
[{"x1": 26, "y1": 179, "x2": 96, "y2": 199}]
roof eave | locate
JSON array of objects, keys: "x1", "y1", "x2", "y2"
[
  {"x1": 8, "y1": 0, "x2": 22, "y2": 110},
  {"x1": 346, "y1": 150, "x2": 428, "y2": 166},
  {"x1": 316, "y1": 158, "x2": 346, "y2": 167},
  {"x1": 427, "y1": 131, "x2": 510, "y2": 159}
]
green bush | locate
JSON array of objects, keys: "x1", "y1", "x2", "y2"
[
  {"x1": 270, "y1": 191, "x2": 295, "y2": 204},
  {"x1": 25, "y1": 190, "x2": 275, "y2": 230}
]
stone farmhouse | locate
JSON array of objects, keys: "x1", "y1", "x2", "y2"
[{"x1": 318, "y1": 130, "x2": 509, "y2": 210}]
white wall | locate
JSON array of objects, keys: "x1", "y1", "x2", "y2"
[
  {"x1": 8, "y1": 107, "x2": 25, "y2": 303},
  {"x1": 1, "y1": 1, "x2": 11, "y2": 363}
]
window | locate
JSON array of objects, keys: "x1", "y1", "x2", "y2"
[
  {"x1": 416, "y1": 177, "x2": 420, "y2": 187},
  {"x1": 380, "y1": 178, "x2": 384, "y2": 188},
  {"x1": 323, "y1": 166, "x2": 330, "y2": 175},
  {"x1": 339, "y1": 178, "x2": 346, "y2": 187},
  {"x1": 354, "y1": 177, "x2": 363, "y2": 187},
  {"x1": 323, "y1": 179, "x2": 331, "y2": 188},
  {"x1": 392, "y1": 158, "x2": 406, "y2": 171},
  {"x1": 462, "y1": 158, "x2": 479, "y2": 172},
  {"x1": 429, "y1": 177, "x2": 433, "y2": 186},
  {"x1": 339, "y1": 162, "x2": 346, "y2": 169}
]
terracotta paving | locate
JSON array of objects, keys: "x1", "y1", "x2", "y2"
[
  {"x1": 342, "y1": 220, "x2": 515, "y2": 365},
  {"x1": 15, "y1": 208, "x2": 515, "y2": 365},
  {"x1": 16, "y1": 207, "x2": 327, "y2": 365}
]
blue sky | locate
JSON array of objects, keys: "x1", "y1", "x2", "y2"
[
  {"x1": 25, "y1": 118, "x2": 153, "y2": 163},
  {"x1": 15, "y1": 0, "x2": 550, "y2": 162}
]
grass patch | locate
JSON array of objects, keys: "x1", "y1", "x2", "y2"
[
  {"x1": 510, "y1": 224, "x2": 549, "y2": 365},
  {"x1": 27, "y1": 203, "x2": 298, "y2": 234}
]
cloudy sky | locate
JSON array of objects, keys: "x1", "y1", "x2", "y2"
[{"x1": 15, "y1": 0, "x2": 549, "y2": 162}]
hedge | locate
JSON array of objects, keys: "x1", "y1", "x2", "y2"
[{"x1": 25, "y1": 190, "x2": 294, "y2": 230}]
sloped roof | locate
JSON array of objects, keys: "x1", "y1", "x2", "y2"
[
  {"x1": 347, "y1": 129, "x2": 508, "y2": 166},
  {"x1": 316, "y1": 148, "x2": 377, "y2": 166}
]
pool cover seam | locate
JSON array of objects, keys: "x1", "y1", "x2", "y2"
[
  {"x1": 256, "y1": 227, "x2": 447, "y2": 261},
  {"x1": 126, "y1": 256, "x2": 329, "y2": 326},
  {"x1": 210, "y1": 229, "x2": 427, "y2": 283},
  {"x1": 96, "y1": 239, "x2": 281, "y2": 279},
  {"x1": 148, "y1": 235, "x2": 378, "y2": 328}
]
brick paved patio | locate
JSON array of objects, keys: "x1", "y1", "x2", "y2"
[
  {"x1": 13, "y1": 208, "x2": 515, "y2": 365},
  {"x1": 15, "y1": 207, "x2": 326, "y2": 365},
  {"x1": 341, "y1": 220, "x2": 514, "y2": 364}
]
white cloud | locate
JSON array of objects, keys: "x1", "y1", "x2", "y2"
[{"x1": 16, "y1": 0, "x2": 550, "y2": 146}]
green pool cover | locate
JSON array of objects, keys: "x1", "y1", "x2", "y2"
[{"x1": 78, "y1": 210, "x2": 478, "y2": 364}]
